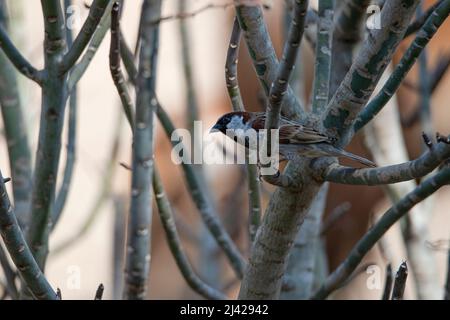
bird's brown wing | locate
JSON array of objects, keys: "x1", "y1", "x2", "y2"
[
  {"x1": 279, "y1": 123, "x2": 330, "y2": 144},
  {"x1": 250, "y1": 112, "x2": 331, "y2": 144}
]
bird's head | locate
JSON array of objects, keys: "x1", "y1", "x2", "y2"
[{"x1": 210, "y1": 112, "x2": 250, "y2": 134}]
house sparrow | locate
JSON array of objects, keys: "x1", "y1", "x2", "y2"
[{"x1": 210, "y1": 111, "x2": 376, "y2": 167}]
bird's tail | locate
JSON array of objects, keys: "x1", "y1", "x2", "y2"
[
  {"x1": 278, "y1": 143, "x2": 376, "y2": 167},
  {"x1": 332, "y1": 148, "x2": 376, "y2": 168}
]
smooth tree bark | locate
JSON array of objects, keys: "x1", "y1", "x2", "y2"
[{"x1": 123, "y1": 0, "x2": 162, "y2": 300}]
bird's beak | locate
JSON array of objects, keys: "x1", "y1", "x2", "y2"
[{"x1": 209, "y1": 124, "x2": 220, "y2": 134}]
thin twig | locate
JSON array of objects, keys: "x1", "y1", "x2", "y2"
[
  {"x1": 52, "y1": 2, "x2": 78, "y2": 228},
  {"x1": 445, "y1": 250, "x2": 450, "y2": 300},
  {"x1": 265, "y1": 0, "x2": 308, "y2": 130},
  {"x1": 404, "y1": 0, "x2": 444, "y2": 38},
  {"x1": 179, "y1": 0, "x2": 200, "y2": 134},
  {"x1": 0, "y1": 241, "x2": 18, "y2": 299},
  {"x1": 94, "y1": 284, "x2": 104, "y2": 300},
  {"x1": 322, "y1": 0, "x2": 420, "y2": 146},
  {"x1": 153, "y1": 168, "x2": 227, "y2": 300},
  {"x1": 56, "y1": 288, "x2": 62, "y2": 300},
  {"x1": 60, "y1": 0, "x2": 111, "y2": 73},
  {"x1": 68, "y1": 1, "x2": 114, "y2": 90},
  {"x1": 0, "y1": 169, "x2": 56, "y2": 300},
  {"x1": 312, "y1": 167, "x2": 450, "y2": 300},
  {"x1": 156, "y1": 101, "x2": 246, "y2": 279},
  {"x1": 382, "y1": 264, "x2": 393, "y2": 300},
  {"x1": 311, "y1": 0, "x2": 332, "y2": 114},
  {"x1": 402, "y1": 53, "x2": 450, "y2": 127},
  {"x1": 225, "y1": 17, "x2": 244, "y2": 112},
  {"x1": 320, "y1": 202, "x2": 351, "y2": 236},
  {"x1": 152, "y1": 2, "x2": 234, "y2": 25},
  {"x1": 0, "y1": 1, "x2": 32, "y2": 228},
  {"x1": 353, "y1": 1, "x2": 450, "y2": 134},
  {"x1": 110, "y1": 1, "x2": 135, "y2": 130},
  {"x1": 51, "y1": 119, "x2": 121, "y2": 255},
  {"x1": 0, "y1": 24, "x2": 42, "y2": 84},
  {"x1": 391, "y1": 261, "x2": 408, "y2": 300},
  {"x1": 225, "y1": 17, "x2": 261, "y2": 242},
  {"x1": 235, "y1": 4, "x2": 305, "y2": 120}
]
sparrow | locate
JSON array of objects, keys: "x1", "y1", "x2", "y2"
[{"x1": 210, "y1": 111, "x2": 376, "y2": 167}]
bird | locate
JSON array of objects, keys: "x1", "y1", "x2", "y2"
[{"x1": 210, "y1": 111, "x2": 376, "y2": 167}]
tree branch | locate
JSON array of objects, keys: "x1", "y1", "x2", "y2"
[
  {"x1": 265, "y1": 0, "x2": 308, "y2": 129},
  {"x1": 0, "y1": 170, "x2": 56, "y2": 300},
  {"x1": 153, "y1": 168, "x2": 227, "y2": 300},
  {"x1": 391, "y1": 261, "x2": 408, "y2": 300},
  {"x1": 225, "y1": 17, "x2": 244, "y2": 112},
  {"x1": 404, "y1": 0, "x2": 444, "y2": 38},
  {"x1": 0, "y1": 24, "x2": 42, "y2": 84},
  {"x1": 322, "y1": 0, "x2": 420, "y2": 146},
  {"x1": 109, "y1": 2, "x2": 134, "y2": 130},
  {"x1": 238, "y1": 159, "x2": 322, "y2": 299},
  {"x1": 0, "y1": 2, "x2": 32, "y2": 228},
  {"x1": 25, "y1": 0, "x2": 67, "y2": 275},
  {"x1": 329, "y1": 0, "x2": 370, "y2": 96},
  {"x1": 353, "y1": 0, "x2": 450, "y2": 134},
  {"x1": 225, "y1": 17, "x2": 261, "y2": 242},
  {"x1": 315, "y1": 137, "x2": 450, "y2": 185},
  {"x1": 0, "y1": 241, "x2": 18, "y2": 299},
  {"x1": 235, "y1": 4, "x2": 305, "y2": 121},
  {"x1": 52, "y1": 0, "x2": 78, "y2": 229},
  {"x1": 281, "y1": 183, "x2": 329, "y2": 299},
  {"x1": 123, "y1": 0, "x2": 161, "y2": 300},
  {"x1": 156, "y1": 101, "x2": 246, "y2": 279},
  {"x1": 312, "y1": 166, "x2": 450, "y2": 300},
  {"x1": 68, "y1": 1, "x2": 113, "y2": 90},
  {"x1": 381, "y1": 264, "x2": 393, "y2": 300},
  {"x1": 60, "y1": 0, "x2": 111, "y2": 74},
  {"x1": 311, "y1": 0, "x2": 332, "y2": 114}
]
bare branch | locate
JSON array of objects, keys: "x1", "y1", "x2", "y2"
[
  {"x1": 153, "y1": 168, "x2": 227, "y2": 300},
  {"x1": 110, "y1": 2, "x2": 134, "y2": 130},
  {"x1": 392, "y1": 262, "x2": 408, "y2": 300},
  {"x1": 265, "y1": 0, "x2": 308, "y2": 129},
  {"x1": 322, "y1": 0, "x2": 420, "y2": 146},
  {"x1": 123, "y1": 0, "x2": 161, "y2": 300},
  {"x1": 235, "y1": 4, "x2": 305, "y2": 121},
  {"x1": 68, "y1": 1, "x2": 114, "y2": 90},
  {"x1": 312, "y1": 167, "x2": 450, "y2": 300},
  {"x1": 225, "y1": 17, "x2": 262, "y2": 242},
  {"x1": 311, "y1": 0, "x2": 333, "y2": 114},
  {"x1": 404, "y1": 0, "x2": 444, "y2": 38},
  {"x1": 60, "y1": 0, "x2": 111, "y2": 74},
  {"x1": 0, "y1": 25, "x2": 42, "y2": 84},
  {"x1": 0, "y1": 170, "x2": 56, "y2": 300},
  {"x1": 353, "y1": 1, "x2": 450, "y2": 134},
  {"x1": 225, "y1": 17, "x2": 244, "y2": 112},
  {"x1": 94, "y1": 284, "x2": 104, "y2": 300},
  {"x1": 382, "y1": 264, "x2": 393, "y2": 300},
  {"x1": 156, "y1": 101, "x2": 246, "y2": 279},
  {"x1": 315, "y1": 137, "x2": 450, "y2": 185}
]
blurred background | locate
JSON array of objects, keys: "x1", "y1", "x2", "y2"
[{"x1": 0, "y1": 0, "x2": 449, "y2": 299}]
